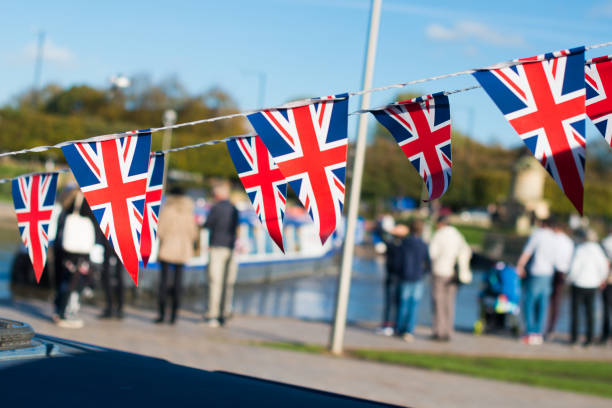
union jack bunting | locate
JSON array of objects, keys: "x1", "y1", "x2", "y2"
[
  {"x1": 12, "y1": 172, "x2": 58, "y2": 282},
  {"x1": 585, "y1": 55, "x2": 612, "y2": 147},
  {"x1": 140, "y1": 153, "x2": 165, "y2": 267},
  {"x1": 473, "y1": 47, "x2": 586, "y2": 214},
  {"x1": 247, "y1": 94, "x2": 348, "y2": 245},
  {"x1": 369, "y1": 92, "x2": 452, "y2": 201},
  {"x1": 62, "y1": 130, "x2": 151, "y2": 284},
  {"x1": 227, "y1": 136, "x2": 287, "y2": 251}
]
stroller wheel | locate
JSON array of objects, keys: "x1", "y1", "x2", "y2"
[{"x1": 474, "y1": 319, "x2": 484, "y2": 336}]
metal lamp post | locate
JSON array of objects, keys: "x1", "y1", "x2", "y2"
[
  {"x1": 329, "y1": 0, "x2": 382, "y2": 355},
  {"x1": 161, "y1": 109, "x2": 177, "y2": 190}
]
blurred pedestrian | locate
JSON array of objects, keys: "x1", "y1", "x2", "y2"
[
  {"x1": 395, "y1": 220, "x2": 430, "y2": 342},
  {"x1": 98, "y1": 233, "x2": 126, "y2": 319},
  {"x1": 155, "y1": 186, "x2": 198, "y2": 324},
  {"x1": 516, "y1": 218, "x2": 557, "y2": 345},
  {"x1": 375, "y1": 222, "x2": 406, "y2": 336},
  {"x1": 566, "y1": 229, "x2": 609, "y2": 347},
  {"x1": 53, "y1": 190, "x2": 96, "y2": 328},
  {"x1": 203, "y1": 182, "x2": 238, "y2": 327},
  {"x1": 601, "y1": 227, "x2": 612, "y2": 345},
  {"x1": 545, "y1": 220, "x2": 574, "y2": 338},
  {"x1": 429, "y1": 216, "x2": 472, "y2": 341}
]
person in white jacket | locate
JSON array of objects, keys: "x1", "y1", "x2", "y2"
[
  {"x1": 567, "y1": 229, "x2": 609, "y2": 347},
  {"x1": 601, "y1": 228, "x2": 612, "y2": 344},
  {"x1": 429, "y1": 216, "x2": 472, "y2": 341},
  {"x1": 516, "y1": 218, "x2": 558, "y2": 345}
]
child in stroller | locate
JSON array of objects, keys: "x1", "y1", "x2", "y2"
[{"x1": 474, "y1": 262, "x2": 521, "y2": 336}]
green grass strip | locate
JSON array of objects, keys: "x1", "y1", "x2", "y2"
[
  {"x1": 253, "y1": 341, "x2": 612, "y2": 399},
  {"x1": 351, "y1": 349, "x2": 612, "y2": 399}
]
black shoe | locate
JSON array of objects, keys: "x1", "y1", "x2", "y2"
[
  {"x1": 98, "y1": 311, "x2": 113, "y2": 319},
  {"x1": 154, "y1": 317, "x2": 165, "y2": 324},
  {"x1": 115, "y1": 310, "x2": 124, "y2": 320},
  {"x1": 598, "y1": 337, "x2": 609, "y2": 346},
  {"x1": 202, "y1": 318, "x2": 220, "y2": 328},
  {"x1": 583, "y1": 341, "x2": 592, "y2": 348}
]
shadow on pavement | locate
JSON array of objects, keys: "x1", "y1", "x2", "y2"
[
  {"x1": 0, "y1": 335, "x2": 404, "y2": 408},
  {"x1": 1, "y1": 299, "x2": 55, "y2": 322}
]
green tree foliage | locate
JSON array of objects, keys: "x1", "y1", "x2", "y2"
[{"x1": 0, "y1": 78, "x2": 246, "y2": 181}]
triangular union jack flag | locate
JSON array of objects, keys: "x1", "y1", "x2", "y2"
[
  {"x1": 62, "y1": 130, "x2": 151, "y2": 284},
  {"x1": 473, "y1": 47, "x2": 586, "y2": 214},
  {"x1": 368, "y1": 93, "x2": 452, "y2": 201},
  {"x1": 585, "y1": 55, "x2": 612, "y2": 147},
  {"x1": 12, "y1": 172, "x2": 58, "y2": 283},
  {"x1": 227, "y1": 135, "x2": 288, "y2": 252},
  {"x1": 247, "y1": 94, "x2": 348, "y2": 245},
  {"x1": 140, "y1": 152, "x2": 164, "y2": 267}
]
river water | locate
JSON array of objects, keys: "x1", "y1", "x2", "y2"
[
  {"x1": 0, "y1": 234, "x2": 593, "y2": 335},
  {"x1": 228, "y1": 257, "x2": 580, "y2": 333}
]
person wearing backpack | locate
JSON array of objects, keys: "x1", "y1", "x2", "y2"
[{"x1": 53, "y1": 189, "x2": 97, "y2": 328}]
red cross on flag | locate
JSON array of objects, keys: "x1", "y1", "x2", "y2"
[
  {"x1": 247, "y1": 94, "x2": 349, "y2": 245},
  {"x1": 12, "y1": 172, "x2": 59, "y2": 282},
  {"x1": 227, "y1": 135, "x2": 288, "y2": 252},
  {"x1": 473, "y1": 47, "x2": 587, "y2": 214},
  {"x1": 62, "y1": 131, "x2": 151, "y2": 284},
  {"x1": 366, "y1": 93, "x2": 452, "y2": 201},
  {"x1": 585, "y1": 55, "x2": 612, "y2": 147}
]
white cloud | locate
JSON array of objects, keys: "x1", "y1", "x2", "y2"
[
  {"x1": 425, "y1": 21, "x2": 526, "y2": 48},
  {"x1": 19, "y1": 39, "x2": 75, "y2": 65},
  {"x1": 426, "y1": 23, "x2": 456, "y2": 41},
  {"x1": 462, "y1": 45, "x2": 479, "y2": 57},
  {"x1": 588, "y1": 2, "x2": 612, "y2": 17}
]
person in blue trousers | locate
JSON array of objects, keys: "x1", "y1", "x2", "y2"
[
  {"x1": 516, "y1": 218, "x2": 558, "y2": 345},
  {"x1": 395, "y1": 220, "x2": 431, "y2": 342}
]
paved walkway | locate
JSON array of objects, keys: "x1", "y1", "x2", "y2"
[
  {"x1": 1, "y1": 299, "x2": 611, "y2": 408},
  {"x1": 231, "y1": 316, "x2": 612, "y2": 361}
]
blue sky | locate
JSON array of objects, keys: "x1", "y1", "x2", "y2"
[{"x1": 1, "y1": 0, "x2": 612, "y2": 147}]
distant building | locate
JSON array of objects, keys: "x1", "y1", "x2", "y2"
[{"x1": 509, "y1": 156, "x2": 549, "y2": 234}]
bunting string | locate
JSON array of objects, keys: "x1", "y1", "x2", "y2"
[
  {"x1": 0, "y1": 168, "x2": 69, "y2": 184},
  {"x1": 349, "y1": 42, "x2": 612, "y2": 97},
  {"x1": 152, "y1": 133, "x2": 254, "y2": 155},
  {"x1": 352, "y1": 85, "x2": 481, "y2": 114},
  {"x1": 0, "y1": 41, "x2": 610, "y2": 160},
  {"x1": 587, "y1": 41, "x2": 612, "y2": 50}
]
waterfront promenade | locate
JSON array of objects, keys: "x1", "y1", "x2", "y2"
[{"x1": 1, "y1": 298, "x2": 610, "y2": 408}]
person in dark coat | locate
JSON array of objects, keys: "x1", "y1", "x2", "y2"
[
  {"x1": 203, "y1": 182, "x2": 239, "y2": 327},
  {"x1": 98, "y1": 236, "x2": 126, "y2": 320},
  {"x1": 376, "y1": 223, "x2": 408, "y2": 336},
  {"x1": 395, "y1": 220, "x2": 430, "y2": 342}
]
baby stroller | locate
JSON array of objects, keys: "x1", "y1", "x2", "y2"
[{"x1": 474, "y1": 262, "x2": 521, "y2": 336}]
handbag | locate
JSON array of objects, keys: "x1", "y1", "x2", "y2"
[
  {"x1": 453, "y1": 241, "x2": 473, "y2": 285},
  {"x1": 62, "y1": 194, "x2": 95, "y2": 254}
]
